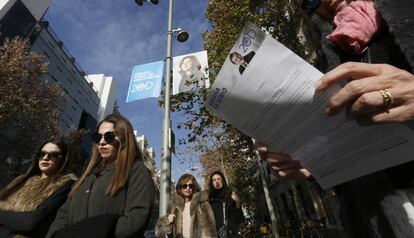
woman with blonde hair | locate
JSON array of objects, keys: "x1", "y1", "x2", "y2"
[
  {"x1": 0, "y1": 137, "x2": 76, "y2": 237},
  {"x1": 46, "y1": 114, "x2": 155, "y2": 238},
  {"x1": 155, "y1": 173, "x2": 217, "y2": 238}
]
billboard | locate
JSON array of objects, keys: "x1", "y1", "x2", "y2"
[
  {"x1": 126, "y1": 61, "x2": 164, "y2": 103},
  {"x1": 172, "y1": 50, "x2": 209, "y2": 95}
]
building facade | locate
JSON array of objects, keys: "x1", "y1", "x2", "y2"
[{"x1": 0, "y1": 0, "x2": 117, "y2": 135}]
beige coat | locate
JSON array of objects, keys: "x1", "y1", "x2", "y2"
[{"x1": 155, "y1": 191, "x2": 217, "y2": 238}]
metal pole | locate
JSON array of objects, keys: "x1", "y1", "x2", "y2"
[
  {"x1": 159, "y1": 0, "x2": 174, "y2": 217},
  {"x1": 252, "y1": 139, "x2": 280, "y2": 238}
]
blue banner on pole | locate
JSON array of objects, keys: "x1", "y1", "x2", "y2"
[{"x1": 126, "y1": 61, "x2": 164, "y2": 103}]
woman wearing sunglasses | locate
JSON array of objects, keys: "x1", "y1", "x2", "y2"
[
  {"x1": 0, "y1": 137, "x2": 76, "y2": 238},
  {"x1": 155, "y1": 174, "x2": 217, "y2": 238},
  {"x1": 46, "y1": 114, "x2": 155, "y2": 238}
]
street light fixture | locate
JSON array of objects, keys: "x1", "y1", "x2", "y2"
[
  {"x1": 135, "y1": 0, "x2": 188, "y2": 218},
  {"x1": 172, "y1": 28, "x2": 189, "y2": 42},
  {"x1": 135, "y1": 0, "x2": 159, "y2": 6}
]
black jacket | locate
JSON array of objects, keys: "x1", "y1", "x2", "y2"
[
  {"x1": 209, "y1": 189, "x2": 242, "y2": 238},
  {"x1": 315, "y1": 0, "x2": 414, "y2": 237},
  {"x1": 46, "y1": 160, "x2": 155, "y2": 238},
  {"x1": 0, "y1": 180, "x2": 74, "y2": 238}
]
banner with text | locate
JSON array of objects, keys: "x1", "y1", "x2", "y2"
[{"x1": 126, "y1": 61, "x2": 164, "y2": 103}]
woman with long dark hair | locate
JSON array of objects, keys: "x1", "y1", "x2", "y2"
[
  {"x1": 155, "y1": 173, "x2": 217, "y2": 238},
  {"x1": 0, "y1": 137, "x2": 76, "y2": 238},
  {"x1": 46, "y1": 114, "x2": 155, "y2": 238}
]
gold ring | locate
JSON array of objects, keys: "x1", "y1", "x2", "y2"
[{"x1": 379, "y1": 90, "x2": 393, "y2": 108}]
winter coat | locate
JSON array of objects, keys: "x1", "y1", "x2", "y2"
[
  {"x1": 208, "y1": 189, "x2": 243, "y2": 238},
  {"x1": 155, "y1": 191, "x2": 217, "y2": 238},
  {"x1": 46, "y1": 160, "x2": 155, "y2": 238},
  {"x1": 313, "y1": 0, "x2": 414, "y2": 237},
  {"x1": 0, "y1": 174, "x2": 76, "y2": 238}
]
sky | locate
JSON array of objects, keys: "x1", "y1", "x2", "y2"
[{"x1": 44, "y1": 0, "x2": 210, "y2": 182}]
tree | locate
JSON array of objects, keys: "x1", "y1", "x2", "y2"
[
  {"x1": 0, "y1": 37, "x2": 65, "y2": 186},
  {"x1": 168, "y1": 0, "x2": 314, "y2": 212}
]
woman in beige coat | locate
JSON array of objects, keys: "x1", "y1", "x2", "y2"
[{"x1": 156, "y1": 174, "x2": 217, "y2": 238}]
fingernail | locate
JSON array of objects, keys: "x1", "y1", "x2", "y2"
[{"x1": 325, "y1": 107, "x2": 332, "y2": 115}]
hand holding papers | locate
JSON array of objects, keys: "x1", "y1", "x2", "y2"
[{"x1": 206, "y1": 22, "x2": 414, "y2": 188}]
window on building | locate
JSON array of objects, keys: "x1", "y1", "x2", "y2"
[
  {"x1": 56, "y1": 66, "x2": 63, "y2": 72},
  {"x1": 48, "y1": 40, "x2": 55, "y2": 48},
  {"x1": 43, "y1": 51, "x2": 50, "y2": 58},
  {"x1": 67, "y1": 78, "x2": 73, "y2": 84},
  {"x1": 0, "y1": 0, "x2": 36, "y2": 40}
]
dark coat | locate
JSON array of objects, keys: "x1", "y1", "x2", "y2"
[
  {"x1": 46, "y1": 160, "x2": 155, "y2": 238},
  {"x1": 155, "y1": 191, "x2": 217, "y2": 238},
  {"x1": 209, "y1": 189, "x2": 243, "y2": 238},
  {"x1": 0, "y1": 179, "x2": 74, "y2": 238},
  {"x1": 239, "y1": 51, "x2": 256, "y2": 75},
  {"x1": 314, "y1": 0, "x2": 414, "y2": 237}
]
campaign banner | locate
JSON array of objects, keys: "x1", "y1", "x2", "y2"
[
  {"x1": 172, "y1": 50, "x2": 209, "y2": 95},
  {"x1": 126, "y1": 61, "x2": 164, "y2": 103}
]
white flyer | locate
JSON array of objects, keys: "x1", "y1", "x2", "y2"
[{"x1": 206, "y1": 22, "x2": 414, "y2": 188}]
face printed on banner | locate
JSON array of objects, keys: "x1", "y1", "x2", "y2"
[{"x1": 180, "y1": 57, "x2": 193, "y2": 72}]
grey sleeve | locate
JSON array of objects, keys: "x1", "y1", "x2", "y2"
[{"x1": 115, "y1": 162, "x2": 155, "y2": 237}]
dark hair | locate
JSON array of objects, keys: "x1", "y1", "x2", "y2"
[
  {"x1": 175, "y1": 174, "x2": 201, "y2": 199},
  {"x1": 208, "y1": 170, "x2": 228, "y2": 191},
  {"x1": 0, "y1": 137, "x2": 70, "y2": 200},
  {"x1": 301, "y1": 0, "x2": 321, "y2": 14},
  {"x1": 229, "y1": 52, "x2": 242, "y2": 64},
  {"x1": 70, "y1": 114, "x2": 142, "y2": 197},
  {"x1": 178, "y1": 55, "x2": 202, "y2": 76}
]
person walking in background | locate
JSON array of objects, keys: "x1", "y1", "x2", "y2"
[
  {"x1": 260, "y1": 0, "x2": 414, "y2": 237},
  {"x1": 178, "y1": 55, "x2": 206, "y2": 93},
  {"x1": 155, "y1": 173, "x2": 217, "y2": 238},
  {"x1": 0, "y1": 137, "x2": 76, "y2": 238},
  {"x1": 208, "y1": 171, "x2": 243, "y2": 238},
  {"x1": 46, "y1": 114, "x2": 155, "y2": 238}
]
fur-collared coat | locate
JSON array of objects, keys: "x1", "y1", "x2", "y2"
[
  {"x1": 0, "y1": 174, "x2": 76, "y2": 238},
  {"x1": 155, "y1": 191, "x2": 217, "y2": 238}
]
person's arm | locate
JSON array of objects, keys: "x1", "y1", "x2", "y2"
[
  {"x1": 0, "y1": 180, "x2": 73, "y2": 234},
  {"x1": 115, "y1": 161, "x2": 155, "y2": 237},
  {"x1": 45, "y1": 193, "x2": 72, "y2": 238}
]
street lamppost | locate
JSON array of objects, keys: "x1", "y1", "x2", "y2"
[{"x1": 135, "y1": 0, "x2": 189, "y2": 217}]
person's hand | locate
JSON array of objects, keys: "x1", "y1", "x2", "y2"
[
  {"x1": 231, "y1": 191, "x2": 241, "y2": 209},
  {"x1": 256, "y1": 145, "x2": 311, "y2": 180},
  {"x1": 167, "y1": 214, "x2": 175, "y2": 225},
  {"x1": 315, "y1": 62, "x2": 414, "y2": 125}
]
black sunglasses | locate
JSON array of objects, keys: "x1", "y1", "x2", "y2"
[
  {"x1": 181, "y1": 184, "x2": 195, "y2": 190},
  {"x1": 93, "y1": 131, "x2": 116, "y2": 144},
  {"x1": 36, "y1": 151, "x2": 62, "y2": 161}
]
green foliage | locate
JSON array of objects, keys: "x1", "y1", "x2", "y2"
[
  {"x1": 0, "y1": 37, "x2": 65, "y2": 184},
  {"x1": 168, "y1": 0, "x2": 310, "y2": 212}
]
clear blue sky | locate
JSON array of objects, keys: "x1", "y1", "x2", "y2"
[{"x1": 45, "y1": 0, "x2": 210, "y2": 183}]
